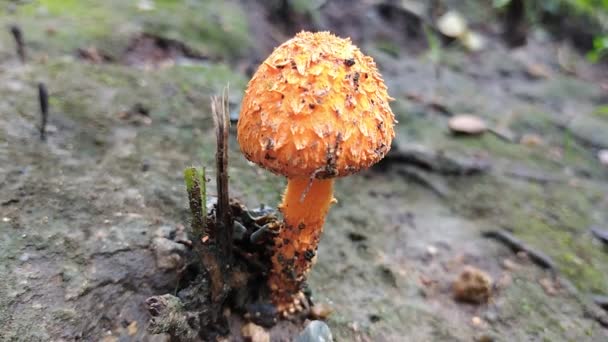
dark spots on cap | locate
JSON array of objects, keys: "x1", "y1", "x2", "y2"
[
  {"x1": 304, "y1": 249, "x2": 315, "y2": 261},
  {"x1": 374, "y1": 143, "x2": 388, "y2": 156},
  {"x1": 344, "y1": 58, "x2": 355, "y2": 67},
  {"x1": 265, "y1": 138, "x2": 275, "y2": 151},
  {"x1": 309, "y1": 103, "x2": 316, "y2": 110},
  {"x1": 297, "y1": 223, "x2": 305, "y2": 230},
  {"x1": 353, "y1": 72, "x2": 360, "y2": 91}
]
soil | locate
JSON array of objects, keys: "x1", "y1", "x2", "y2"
[{"x1": 1, "y1": 0, "x2": 607, "y2": 341}]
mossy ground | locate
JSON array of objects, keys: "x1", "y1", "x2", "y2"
[{"x1": 1, "y1": 1, "x2": 608, "y2": 341}]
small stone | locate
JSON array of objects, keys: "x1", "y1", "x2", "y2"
[
  {"x1": 539, "y1": 277, "x2": 558, "y2": 296},
  {"x1": 78, "y1": 46, "x2": 104, "y2": 64},
  {"x1": 437, "y1": 11, "x2": 467, "y2": 38},
  {"x1": 496, "y1": 273, "x2": 512, "y2": 289},
  {"x1": 501, "y1": 259, "x2": 517, "y2": 271},
  {"x1": 516, "y1": 251, "x2": 528, "y2": 260},
  {"x1": 151, "y1": 237, "x2": 186, "y2": 270},
  {"x1": 452, "y1": 266, "x2": 493, "y2": 304},
  {"x1": 127, "y1": 321, "x2": 138, "y2": 336},
  {"x1": 426, "y1": 245, "x2": 438, "y2": 257},
  {"x1": 525, "y1": 63, "x2": 552, "y2": 79},
  {"x1": 310, "y1": 303, "x2": 333, "y2": 320},
  {"x1": 520, "y1": 133, "x2": 544, "y2": 147},
  {"x1": 295, "y1": 320, "x2": 334, "y2": 342},
  {"x1": 241, "y1": 322, "x2": 269, "y2": 342},
  {"x1": 461, "y1": 31, "x2": 485, "y2": 52},
  {"x1": 448, "y1": 115, "x2": 487, "y2": 135},
  {"x1": 476, "y1": 334, "x2": 495, "y2": 342},
  {"x1": 471, "y1": 316, "x2": 483, "y2": 326},
  {"x1": 483, "y1": 310, "x2": 498, "y2": 323},
  {"x1": 598, "y1": 150, "x2": 608, "y2": 166}
]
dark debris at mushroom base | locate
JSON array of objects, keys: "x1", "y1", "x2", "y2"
[{"x1": 145, "y1": 200, "x2": 316, "y2": 340}]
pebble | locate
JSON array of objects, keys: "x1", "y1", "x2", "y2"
[
  {"x1": 519, "y1": 133, "x2": 544, "y2": 147},
  {"x1": 471, "y1": 316, "x2": 483, "y2": 326},
  {"x1": 151, "y1": 237, "x2": 186, "y2": 270},
  {"x1": 127, "y1": 321, "x2": 138, "y2": 336},
  {"x1": 241, "y1": 322, "x2": 269, "y2": 342},
  {"x1": 476, "y1": 334, "x2": 495, "y2": 342},
  {"x1": 539, "y1": 277, "x2": 558, "y2": 296},
  {"x1": 449, "y1": 114, "x2": 487, "y2": 135},
  {"x1": 501, "y1": 259, "x2": 517, "y2": 271},
  {"x1": 525, "y1": 63, "x2": 552, "y2": 79},
  {"x1": 310, "y1": 303, "x2": 334, "y2": 320},
  {"x1": 295, "y1": 320, "x2": 333, "y2": 342},
  {"x1": 462, "y1": 31, "x2": 485, "y2": 52},
  {"x1": 426, "y1": 245, "x2": 438, "y2": 257},
  {"x1": 598, "y1": 150, "x2": 608, "y2": 166}
]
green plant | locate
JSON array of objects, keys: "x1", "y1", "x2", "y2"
[{"x1": 587, "y1": 35, "x2": 608, "y2": 62}]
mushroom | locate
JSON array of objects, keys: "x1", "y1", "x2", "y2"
[{"x1": 237, "y1": 31, "x2": 396, "y2": 313}]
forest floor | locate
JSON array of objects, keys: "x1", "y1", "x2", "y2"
[{"x1": 1, "y1": 1, "x2": 607, "y2": 341}]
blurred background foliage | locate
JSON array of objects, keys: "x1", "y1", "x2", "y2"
[{"x1": 493, "y1": 0, "x2": 608, "y2": 61}]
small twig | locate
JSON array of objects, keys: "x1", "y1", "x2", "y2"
[
  {"x1": 503, "y1": 167, "x2": 563, "y2": 185},
  {"x1": 482, "y1": 229, "x2": 557, "y2": 271},
  {"x1": 396, "y1": 166, "x2": 449, "y2": 198},
  {"x1": 487, "y1": 128, "x2": 516, "y2": 143},
  {"x1": 591, "y1": 227, "x2": 608, "y2": 245},
  {"x1": 560, "y1": 278, "x2": 608, "y2": 328},
  {"x1": 593, "y1": 295, "x2": 608, "y2": 311},
  {"x1": 38, "y1": 83, "x2": 48, "y2": 141},
  {"x1": 383, "y1": 144, "x2": 491, "y2": 175},
  {"x1": 10, "y1": 25, "x2": 25, "y2": 63}
]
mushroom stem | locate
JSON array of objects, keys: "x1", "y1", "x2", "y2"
[{"x1": 269, "y1": 177, "x2": 335, "y2": 312}]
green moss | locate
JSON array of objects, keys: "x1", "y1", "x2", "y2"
[
  {"x1": 498, "y1": 277, "x2": 600, "y2": 340},
  {"x1": 593, "y1": 105, "x2": 608, "y2": 119},
  {"x1": 144, "y1": 0, "x2": 250, "y2": 59},
  {"x1": 9, "y1": 0, "x2": 249, "y2": 60},
  {"x1": 451, "y1": 176, "x2": 608, "y2": 295}
]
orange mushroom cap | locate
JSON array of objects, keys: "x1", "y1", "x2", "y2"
[{"x1": 237, "y1": 31, "x2": 396, "y2": 179}]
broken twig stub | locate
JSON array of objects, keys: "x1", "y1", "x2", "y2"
[
  {"x1": 212, "y1": 87, "x2": 233, "y2": 264},
  {"x1": 482, "y1": 229, "x2": 556, "y2": 271},
  {"x1": 38, "y1": 83, "x2": 48, "y2": 141},
  {"x1": 10, "y1": 25, "x2": 26, "y2": 63}
]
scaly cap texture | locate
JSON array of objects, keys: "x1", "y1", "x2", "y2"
[{"x1": 237, "y1": 31, "x2": 396, "y2": 179}]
